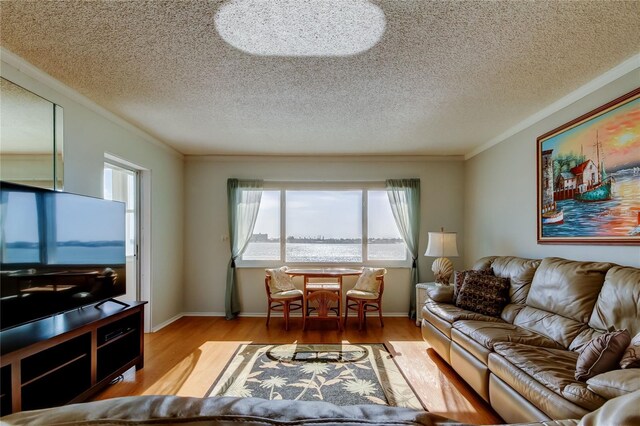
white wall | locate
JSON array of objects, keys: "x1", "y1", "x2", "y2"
[
  {"x1": 184, "y1": 156, "x2": 465, "y2": 315},
  {"x1": 465, "y1": 68, "x2": 640, "y2": 268},
  {"x1": 1, "y1": 60, "x2": 185, "y2": 329},
  {"x1": 6, "y1": 53, "x2": 635, "y2": 328}
]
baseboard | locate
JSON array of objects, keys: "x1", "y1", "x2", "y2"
[
  {"x1": 179, "y1": 312, "x2": 409, "y2": 318},
  {"x1": 151, "y1": 311, "x2": 410, "y2": 331},
  {"x1": 151, "y1": 313, "x2": 185, "y2": 332},
  {"x1": 181, "y1": 311, "x2": 226, "y2": 317}
]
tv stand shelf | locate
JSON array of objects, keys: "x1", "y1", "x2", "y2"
[{"x1": 0, "y1": 301, "x2": 146, "y2": 415}]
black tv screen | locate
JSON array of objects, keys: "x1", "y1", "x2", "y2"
[{"x1": 0, "y1": 182, "x2": 126, "y2": 330}]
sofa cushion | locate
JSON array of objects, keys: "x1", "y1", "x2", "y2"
[
  {"x1": 451, "y1": 328, "x2": 493, "y2": 364},
  {"x1": 586, "y1": 369, "x2": 640, "y2": 400},
  {"x1": 588, "y1": 266, "x2": 640, "y2": 338},
  {"x1": 455, "y1": 272, "x2": 510, "y2": 317},
  {"x1": 422, "y1": 304, "x2": 454, "y2": 338},
  {"x1": 479, "y1": 256, "x2": 541, "y2": 305},
  {"x1": 513, "y1": 306, "x2": 588, "y2": 349},
  {"x1": 527, "y1": 258, "x2": 611, "y2": 323},
  {"x1": 620, "y1": 331, "x2": 640, "y2": 369},
  {"x1": 500, "y1": 303, "x2": 526, "y2": 324},
  {"x1": 488, "y1": 352, "x2": 592, "y2": 420},
  {"x1": 423, "y1": 298, "x2": 504, "y2": 326},
  {"x1": 491, "y1": 343, "x2": 606, "y2": 412},
  {"x1": 470, "y1": 256, "x2": 496, "y2": 270},
  {"x1": 575, "y1": 329, "x2": 630, "y2": 381},
  {"x1": 471, "y1": 256, "x2": 541, "y2": 324},
  {"x1": 453, "y1": 320, "x2": 564, "y2": 353},
  {"x1": 569, "y1": 328, "x2": 604, "y2": 352}
]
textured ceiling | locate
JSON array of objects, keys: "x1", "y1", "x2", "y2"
[{"x1": 0, "y1": 1, "x2": 638, "y2": 156}]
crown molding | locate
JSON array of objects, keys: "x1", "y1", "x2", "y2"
[
  {"x1": 465, "y1": 53, "x2": 640, "y2": 160},
  {"x1": 0, "y1": 47, "x2": 184, "y2": 159},
  {"x1": 186, "y1": 154, "x2": 464, "y2": 162}
]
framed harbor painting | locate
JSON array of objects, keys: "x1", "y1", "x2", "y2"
[{"x1": 537, "y1": 87, "x2": 640, "y2": 245}]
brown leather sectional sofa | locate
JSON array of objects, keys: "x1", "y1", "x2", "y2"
[{"x1": 420, "y1": 256, "x2": 640, "y2": 423}]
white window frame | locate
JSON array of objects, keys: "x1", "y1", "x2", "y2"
[{"x1": 238, "y1": 181, "x2": 410, "y2": 268}]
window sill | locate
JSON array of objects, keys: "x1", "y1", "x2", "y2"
[{"x1": 236, "y1": 261, "x2": 412, "y2": 269}]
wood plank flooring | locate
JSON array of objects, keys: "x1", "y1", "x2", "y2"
[{"x1": 92, "y1": 316, "x2": 502, "y2": 425}]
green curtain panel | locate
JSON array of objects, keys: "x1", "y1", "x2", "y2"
[
  {"x1": 226, "y1": 178, "x2": 263, "y2": 319},
  {"x1": 385, "y1": 178, "x2": 420, "y2": 319}
]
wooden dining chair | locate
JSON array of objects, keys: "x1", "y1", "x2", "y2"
[
  {"x1": 303, "y1": 277, "x2": 342, "y2": 319},
  {"x1": 265, "y1": 275, "x2": 303, "y2": 331},
  {"x1": 344, "y1": 269, "x2": 386, "y2": 331}
]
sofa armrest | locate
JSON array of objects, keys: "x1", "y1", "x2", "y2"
[
  {"x1": 578, "y1": 390, "x2": 640, "y2": 426},
  {"x1": 427, "y1": 286, "x2": 455, "y2": 303},
  {"x1": 586, "y1": 369, "x2": 640, "y2": 400}
]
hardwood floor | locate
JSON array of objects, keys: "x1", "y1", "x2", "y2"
[{"x1": 92, "y1": 316, "x2": 502, "y2": 425}]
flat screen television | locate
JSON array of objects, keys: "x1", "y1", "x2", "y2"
[{"x1": 0, "y1": 181, "x2": 127, "y2": 331}]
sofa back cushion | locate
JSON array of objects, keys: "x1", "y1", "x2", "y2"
[
  {"x1": 472, "y1": 256, "x2": 540, "y2": 304},
  {"x1": 571, "y1": 265, "x2": 640, "y2": 351},
  {"x1": 570, "y1": 328, "x2": 604, "y2": 352},
  {"x1": 588, "y1": 266, "x2": 640, "y2": 337},
  {"x1": 527, "y1": 257, "x2": 611, "y2": 323}
]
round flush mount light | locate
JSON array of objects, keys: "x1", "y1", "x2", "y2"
[{"x1": 214, "y1": 0, "x2": 386, "y2": 57}]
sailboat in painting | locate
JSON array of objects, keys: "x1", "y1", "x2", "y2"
[{"x1": 573, "y1": 131, "x2": 613, "y2": 202}]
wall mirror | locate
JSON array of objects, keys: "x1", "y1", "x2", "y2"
[{"x1": 0, "y1": 77, "x2": 63, "y2": 190}]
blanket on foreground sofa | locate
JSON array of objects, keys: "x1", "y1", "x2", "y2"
[
  {"x1": 1, "y1": 391, "x2": 639, "y2": 426},
  {"x1": 0, "y1": 391, "x2": 640, "y2": 426}
]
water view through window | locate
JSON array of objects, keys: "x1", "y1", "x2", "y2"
[
  {"x1": 242, "y1": 188, "x2": 406, "y2": 264},
  {"x1": 286, "y1": 190, "x2": 362, "y2": 262}
]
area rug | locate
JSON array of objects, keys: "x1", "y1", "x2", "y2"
[{"x1": 206, "y1": 343, "x2": 424, "y2": 409}]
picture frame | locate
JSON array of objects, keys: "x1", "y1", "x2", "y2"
[{"x1": 537, "y1": 87, "x2": 640, "y2": 245}]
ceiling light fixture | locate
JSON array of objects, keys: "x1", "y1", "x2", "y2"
[{"x1": 214, "y1": 0, "x2": 386, "y2": 57}]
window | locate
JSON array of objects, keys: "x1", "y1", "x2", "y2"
[
  {"x1": 286, "y1": 190, "x2": 362, "y2": 263},
  {"x1": 243, "y1": 191, "x2": 280, "y2": 260},
  {"x1": 104, "y1": 164, "x2": 137, "y2": 257},
  {"x1": 240, "y1": 185, "x2": 407, "y2": 266},
  {"x1": 367, "y1": 191, "x2": 406, "y2": 261}
]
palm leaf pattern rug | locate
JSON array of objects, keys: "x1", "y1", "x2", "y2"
[{"x1": 206, "y1": 343, "x2": 424, "y2": 409}]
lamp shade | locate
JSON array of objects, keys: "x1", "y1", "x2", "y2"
[{"x1": 424, "y1": 231, "x2": 458, "y2": 257}]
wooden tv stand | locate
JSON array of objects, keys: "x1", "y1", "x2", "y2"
[{"x1": 0, "y1": 301, "x2": 146, "y2": 415}]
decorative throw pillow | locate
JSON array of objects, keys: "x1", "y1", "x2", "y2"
[
  {"x1": 454, "y1": 271, "x2": 509, "y2": 317},
  {"x1": 575, "y1": 329, "x2": 631, "y2": 382},
  {"x1": 266, "y1": 267, "x2": 296, "y2": 293},
  {"x1": 453, "y1": 268, "x2": 493, "y2": 300},
  {"x1": 620, "y1": 331, "x2": 640, "y2": 369},
  {"x1": 353, "y1": 268, "x2": 386, "y2": 294}
]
